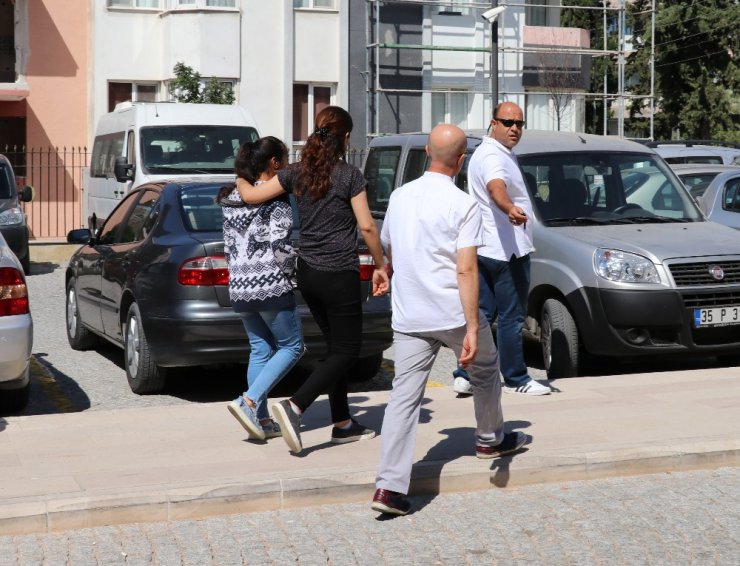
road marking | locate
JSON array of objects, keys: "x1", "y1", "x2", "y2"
[
  {"x1": 30, "y1": 356, "x2": 81, "y2": 413},
  {"x1": 380, "y1": 357, "x2": 447, "y2": 388}
]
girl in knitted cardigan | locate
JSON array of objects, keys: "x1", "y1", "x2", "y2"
[{"x1": 219, "y1": 137, "x2": 304, "y2": 441}]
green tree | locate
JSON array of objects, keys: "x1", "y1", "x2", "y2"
[
  {"x1": 627, "y1": 0, "x2": 739, "y2": 141},
  {"x1": 561, "y1": 1, "x2": 619, "y2": 135},
  {"x1": 168, "y1": 62, "x2": 235, "y2": 105}
]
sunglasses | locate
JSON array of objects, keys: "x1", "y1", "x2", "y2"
[{"x1": 494, "y1": 117, "x2": 526, "y2": 129}]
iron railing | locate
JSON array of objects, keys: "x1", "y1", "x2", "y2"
[{"x1": 2, "y1": 146, "x2": 367, "y2": 241}]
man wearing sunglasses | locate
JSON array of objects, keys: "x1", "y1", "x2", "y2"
[{"x1": 452, "y1": 102, "x2": 552, "y2": 397}]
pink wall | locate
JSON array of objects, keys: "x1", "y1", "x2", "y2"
[
  {"x1": 25, "y1": 1, "x2": 88, "y2": 150},
  {"x1": 23, "y1": 0, "x2": 89, "y2": 241}
]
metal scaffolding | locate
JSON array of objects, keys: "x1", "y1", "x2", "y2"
[{"x1": 365, "y1": 0, "x2": 656, "y2": 139}]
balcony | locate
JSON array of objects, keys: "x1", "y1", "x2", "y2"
[{"x1": 522, "y1": 26, "x2": 591, "y2": 91}]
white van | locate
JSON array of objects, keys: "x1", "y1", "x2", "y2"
[{"x1": 84, "y1": 102, "x2": 259, "y2": 229}]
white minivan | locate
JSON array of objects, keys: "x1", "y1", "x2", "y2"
[{"x1": 84, "y1": 102, "x2": 259, "y2": 229}]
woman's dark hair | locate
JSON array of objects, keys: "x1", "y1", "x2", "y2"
[
  {"x1": 295, "y1": 106, "x2": 353, "y2": 200},
  {"x1": 217, "y1": 136, "x2": 289, "y2": 202}
]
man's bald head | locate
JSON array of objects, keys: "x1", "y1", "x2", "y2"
[{"x1": 426, "y1": 124, "x2": 467, "y2": 173}]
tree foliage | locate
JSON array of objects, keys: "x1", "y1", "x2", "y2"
[
  {"x1": 627, "y1": 0, "x2": 739, "y2": 141},
  {"x1": 168, "y1": 62, "x2": 235, "y2": 105}
]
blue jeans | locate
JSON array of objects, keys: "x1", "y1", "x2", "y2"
[
  {"x1": 478, "y1": 253, "x2": 531, "y2": 387},
  {"x1": 240, "y1": 306, "x2": 304, "y2": 421}
]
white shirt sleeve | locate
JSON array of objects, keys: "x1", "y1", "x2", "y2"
[{"x1": 457, "y1": 201, "x2": 484, "y2": 250}]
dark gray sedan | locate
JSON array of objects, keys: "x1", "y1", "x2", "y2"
[{"x1": 66, "y1": 181, "x2": 392, "y2": 394}]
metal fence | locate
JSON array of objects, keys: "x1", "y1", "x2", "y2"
[
  {"x1": 2, "y1": 145, "x2": 367, "y2": 242},
  {"x1": 3, "y1": 145, "x2": 89, "y2": 241}
]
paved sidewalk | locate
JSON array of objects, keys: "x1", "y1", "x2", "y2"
[{"x1": 1, "y1": 367, "x2": 738, "y2": 535}]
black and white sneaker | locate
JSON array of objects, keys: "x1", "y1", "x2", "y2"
[
  {"x1": 503, "y1": 379, "x2": 551, "y2": 396},
  {"x1": 330, "y1": 419, "x2": 376, "y2": 444}
]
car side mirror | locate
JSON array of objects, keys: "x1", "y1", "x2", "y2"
[
  {"x1": 19, "y1": 185, "x2": 34, "y2": 202},
  {"x1": 114, "y1": 156, "x2": 134, "y2": 182},
  {"x1": 67, "y1": 228, "x2": 93, "y2": 245}
]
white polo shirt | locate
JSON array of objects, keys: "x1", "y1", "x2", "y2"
[
  {"x1": 381, "y1": 171, "x2": 483, "y2": 333},
  {"x1": 468, "y1": 136, "x2": 535, "y2": 261}
]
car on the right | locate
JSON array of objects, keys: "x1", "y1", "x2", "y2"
[
  {"x1": 645, "y1": 140, "x2": 740, "y2": 166},
  {"x1": 364, "y1": 131, "x2": 740, "y2": 380},
  {"x1": 669, "y1": 163, "x2": 740, "y2": 200},
  {"x1": 692, "y1": 168, "x2": 740, "y2": 231}
]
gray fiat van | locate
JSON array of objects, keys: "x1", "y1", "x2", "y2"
[
  {"x1": 363, "y1": 131, "x2": 740, "y2": 379},
  {"x1": 0, "y1": 154, "x2": 33, "y2": 274}
]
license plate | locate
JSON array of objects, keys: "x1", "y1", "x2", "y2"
[{"x1": 694, "y1": 306, "x2": 740, "y2": 327}]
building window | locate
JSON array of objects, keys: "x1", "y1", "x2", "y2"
[
  {"x1": 108, "y1": 0, "x2": 160, "y2": 8},
  {"x1": 437, "y1": 1, "x2": 470, "y2": 17},
  {"x1": 293, "y1": 84, "x2": 333, "y2": 143},
  {"x1": 293, "y1": 0, "x2": 336, "y2": 9},
  {"x1": 432, "y1": 90, "x2": 470, "y2": 130},
  {"x1": 108, "y1": 82, "x2": 159, "y2": 111},
  {"x1": 171, "y1": 0, "x2": 237, "y2": 7},
  {"x1": 525, "y1": 0, "x2": 547, "y2": 26}
]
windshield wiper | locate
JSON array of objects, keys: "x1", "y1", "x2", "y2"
[
  {"x1": 612, "y1": 216, "x2": 691, "y2": 224},
  {"x1": 546, "y1": 217, "x2": 611, "y2": 225},
  {"x1": 146, "y1": 165, "x2": 212, "y2": 175}
]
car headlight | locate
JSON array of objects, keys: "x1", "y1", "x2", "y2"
[
  {"x1": 594, "y1": 248, "x2": 660, "y2": 283},
  {"x1": 0, "y1": 207, "x2": 25, "y2": 227}
]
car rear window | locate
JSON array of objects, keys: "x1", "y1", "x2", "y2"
[{"x1": 180, "y1": 186, "x2": 224, "y2": 231}]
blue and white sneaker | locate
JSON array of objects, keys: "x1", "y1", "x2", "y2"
[{"x1": 227, "y1": 396, "x2": 265, "y2": 440}]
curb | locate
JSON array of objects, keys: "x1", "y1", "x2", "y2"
[{"x1": 2, "y1": 441, "x2": 738, "y2": 535}]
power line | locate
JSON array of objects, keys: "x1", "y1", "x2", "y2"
[{"x1": 655, "y1": 48, "x2": 729, "y2": 69}]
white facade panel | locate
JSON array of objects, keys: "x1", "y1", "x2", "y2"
[{"x1": 294, "y1": 11, "x2": 339, "y2": 83}]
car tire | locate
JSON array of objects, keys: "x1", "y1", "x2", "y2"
[
  {"x1": 541, "y1": 298, "x2": 579, "y2": 379},
  {"x1": 66, "y1": 279, "x2": 100, "y2": 350},
  {"x1": 124, "y1": 302, "x2": 166, "y2": 394},
  {"x1": 349, "y1": 353, "x2": 384, "y2": 382},
  {"x1": 0, "y1": 382, "x2": 30, "y2": 414}
]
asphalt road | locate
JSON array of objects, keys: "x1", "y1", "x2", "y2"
[
  {"x1": 17, "y1": 257, "x2": 736, "y2": 417},
  {"x1": 1, "y1": 467, "x2": 738, "y2": 565}
]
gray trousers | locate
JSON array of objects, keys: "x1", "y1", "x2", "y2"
[{"x1": 375, "y1": 320, "x2": 505, "y2": 495}]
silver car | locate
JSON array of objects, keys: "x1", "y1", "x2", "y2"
[
  {"x1": 669, "y1": 163, "x2": 740, "y2": 200},
  {"x1": 694, "y1": 168, "x2": 740, "y2": 231},
  {"x1": 364, "y1": 131, "x2": 740, "y2": 380},
  {"x1": 0, "y1": 232, "x2": 33, "y2": 413}
]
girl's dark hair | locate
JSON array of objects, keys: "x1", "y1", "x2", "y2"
[
  {"x1": 295, "y1": 106, "x2": 353, "y2": 200},
  {"x1": 217, "y1": 136, "x2": 289, "y2": 202}
]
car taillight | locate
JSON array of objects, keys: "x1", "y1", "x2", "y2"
[
  {"x1": 359, "y1": 253, "x2": 375, "y2": 282},
  {"x1": 0, "y1": 267, "x2": 29, "y2": 316},
  {"x1": 178, "y1": 256, "x2": 230, "y2": 286}
]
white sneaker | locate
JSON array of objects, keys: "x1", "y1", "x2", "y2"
[
  {"x1": 503, "y1": 379, "x2": 552, "y2": 396},
  {"x1": 453, "y1": 376, "x2": 473, "y2": 396}
]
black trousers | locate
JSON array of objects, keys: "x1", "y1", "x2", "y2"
[{"x1": 291, "y1": 258, "x2": 362, "y2": 422}]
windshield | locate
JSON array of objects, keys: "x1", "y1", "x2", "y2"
[
  {"x1": 140, "y1": 125, "x2": 259, "y2": 175},
  {"x1": 0, "y1": 163, "x2": 13, "y2": 199},
  {"x1": 518, "y1": 152, "x2": 704, "y2": 226}
]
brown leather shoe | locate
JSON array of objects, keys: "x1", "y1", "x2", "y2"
[
  {"x1": 371, "y1": 488, "x2": 412, "y2": 516},
  {"x1": 476, "y1": 431, "x2": 527, "y2": 459}
]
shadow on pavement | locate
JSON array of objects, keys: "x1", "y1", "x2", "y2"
[
  {"x1": 27, "y1": 261, "x2": 60, "y2": 276},
  {"x1": 27, "y1": 353, "x2": 91, "y2": 414}
]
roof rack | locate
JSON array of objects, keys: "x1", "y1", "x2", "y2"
[{"x1": 644, "y1": 140, "x2": 740, "y2": 149}]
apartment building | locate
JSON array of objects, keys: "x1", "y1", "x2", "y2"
[{"x1": 1, "y1": 0, "x2": 603, "y2": 240}]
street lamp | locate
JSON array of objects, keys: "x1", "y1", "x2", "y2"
[{"x1": 481, "y1": 4, "x2": 506, "y2": 115}]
